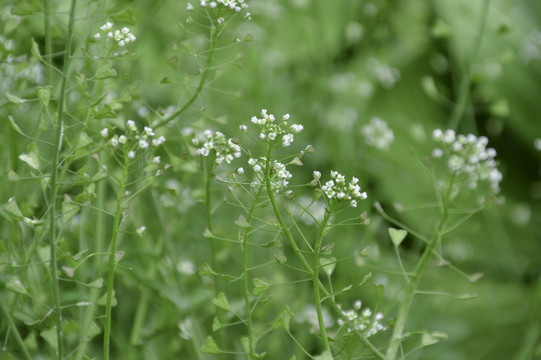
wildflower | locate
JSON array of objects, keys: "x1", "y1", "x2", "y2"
[
  {"x1": 153, "y1": 136, "x2": 166, "y2": 146},
  {"x1": 237, "y1": 167, "x2": 244, "y2": 175},
  {"x1": 94, "y1": 33, "x2": 101, "y2": 40},
  {"x1": 119, "y1": 135, "x2": 127, "y2": 144},
  {"x1": 136, "y1": 226, "x2": 146, "y2": 237},
  {"x1": 187, "y1": 3, "x2": 194, "y2": 11},
  {"x1": 432, "y1": 128, "x2": 502, "y2": 192},
  {"x1": 194, "y1": 130, "x2": 241, "y2": 166},
  {"x1": 245, "y1": 109, "x2": 300, "y2": 148},
  {"x1": 319, "y1": 171, "x2": 367, "y2": 207},
  {"x1": 153, "y1": 156, "x2": 161, "y2": 164},
  {"x1": 110, "y1": 136, "x2": 119, "y2": 147},
  {"x1": 240, "y1": 125, "x2": 247, "y2": 131},
  {"x1": 313, "y1": 171, "x2": 321, "y2": 179},
  {"x1": 127, "y1": 120, "x2": 137, "y2": 131},
  {"x1": 361, "y1": 117, "x2": 394, "y2": 150},
  {"x1": 337, "y1": 302, "x2": 387, "y2": 338},
  {"x1": 100, "y1": 128, "x2": 109, "y2": 138}
]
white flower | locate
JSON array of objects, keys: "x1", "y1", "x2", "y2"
[
  {"x1": 94, "y1": 33, "x2": 101, "y2": 40},
  {"x1": 282, "y1": 134, "x2": 294, "y2": 147},
  {"x1": 283, "y1": 113, "x2": 290, "y2": 120},
  {"x1": 237, "y1": 167, "x2": 244, "y2": 175},
  {"x1": 127, "y1": 120, "x2": 136, "y2": 131},
  {"x1": 313, "y1": 171, "x2": 321, "y2": 179},
  {"x1": 153, "y1": 136, "x2": 166, "y2": 146},
  {"x1": 268, "y1": 132, "x2": 277, "y2": 140},
  {"x1": 100, "y1": 128, "x2": 109, "y2": 138},
  {"x1": 240, "y1": 125, "x2": 247, "y2": 131},
  {"x1": 144, "y1": 126, "x2": 155, "y2": 136},
  {"x1": 153, "y1": 156, "x2": 161, "y2": 164},
  {"x1": 110, "y1": 136, "x2": 119, "y2": 147},
  {"x1": 291, "y1": 124, "x2": 303, "y2": 133},
  {"x1": 136, "y1": 226, "x2": 146, "y2": 237},
  {"x1": 139, "y1": 140, "x2": 149, "y2": 149},
  {"x1": 187, "y1": 2, "x2": 194, "y2": 10},
  {"x1": 118, "y1": 135, "x2": 127, "y2": 144},
  {"x1": 128, "y1": 151, "x2": 136, "y2": 158},
  {"x1": 197, "y1": 148, "x2": 210, "y2": 156}
]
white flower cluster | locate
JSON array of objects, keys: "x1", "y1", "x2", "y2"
[
  {"x1": 248, "y1": 157, "x2": 292, "y2": 190},
  {"x1": 337, "y1": 301, "x2": 386, "y2": 338},
  {"x1": 193, "y1": 130, "x2": 241, "y2": 166},
  {"x1": 361, "y1": 117, "x2": 394, "y2": 151},
  {"x1": 245, "y1": 109, "x2": 303, "y2": 147},
  {"x1": 94, "y1": 22, "x2": 136, "y2": 48},
  {"x1": 101, "y1": 120, "x2": 165, "y2": 160},
  {"x1": 432, "y1": 129, "x2": 502, "y2": 192},
  {"x1": 188, "y1": 0, "x2": 250, "y2": 16},
  {"x1": 316, "y1": 171, "x2": 367, "y2": 208},
  {"x1": 367, "y1": 58, "x2": 400, "y2": 89}
]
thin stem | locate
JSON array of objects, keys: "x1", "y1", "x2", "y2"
[
  {"x1": 154, "y1": 25, "x2": 220, "y2": 129},
  {"x1": 0, "y1": 300, "x2": 32, "y2": 360},
  {"x1": 312, "y1": 209, "x2": 332, "y2": 353},
  {"x1": 262, "y1": 146, "x2": 384, "y2": 359},
  {"x1": 103, "y1": 156, "x2": 130, "y2": 360},
  {"x1": 205, "y1": 164, "x2": 217, "y2": 276},
  {"x1": 242, "y1": 186, "x2": 264, "y2": 359},
  {"x1": 47, "y1": 1, "x2": 77, "y2": 358},
  {"x1": 386, "y1": 175, "x2": 455, "y2": 360}
]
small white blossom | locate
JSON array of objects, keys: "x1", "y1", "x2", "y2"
[
  {"x1": 127, "y1": 120, "x2": 136, "y2": 131},
  {"x1": 237, "y1": 167, "x2": 244, "y2": 175},
  {"x1": 139, "y1": 140, "x2": 149, "y2": 149},
  {"x1": 100, "y1": 128, "x2": 109, "y2": 138},
  {"x1": 240, "y1": 125, "x2": 247, "y2": 131},
  {"x1": 119, "y1": 135, "x2": 127, "y2": 144},
  {"x1": 136, "y1": 226, "x2": 146, "y2": 237},
  {"x1": 361, "y1": 117, "x2": 394, "y2": 150},
  {"x1": 313, "y1": 171, "x2": 321, "y2": 179},
  {"x1": 153, "y1": 156, "x2": 161, "y2": 164},
  {"x1": 94, "y1": 33, "x2": 101, "y2": 40},
  {"x1": 128, "y1": 151, "x2": 136, "y2": 159}
]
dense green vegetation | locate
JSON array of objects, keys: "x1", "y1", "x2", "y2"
[{"x1": 1, "y1": 0, "x2": 540, "y2": 359}]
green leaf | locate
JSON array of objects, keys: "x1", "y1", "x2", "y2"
[
  {"x1": 38, "y1": 246, "x2": 50, "y2": 262},
  {"x1": 37, "y1": 86, "x2": 53, "y2": 106},
  {"x1": 6, "y1": 92, "x2": 26, "y2": 104},
  {"x1": 253, "y1": 278, "x2": 271, "y2": 296},
  {"x1": 388, "y1": 227, "x2": 407, "y2": 247},
  {"x1": 431, "y1": 19, "x2": 452, "y2": 38},
  {"x1": 160, "y1": 77, "x2": 171, "y2": 84},
  {"x1": 200, "y1": 336, "x2": 221, "y2": 354},
  {"x1": 31, "y1": 38, "x2": 41, "y2": 59},
  {"x1": 212, "y1": 292, "x2": 231, "y2": 311},
  {"x1": 167, "y1": 56, "x2": 179, "y2": 70},
  {"x1": 119, "y1": 82, "x2": 140, "y2": 102},
  {"x1": 110, "y1": 8, "x2": 136, "y2": 25},
  {"x1": 8, "y1": 170, "x2": 20, "y2": 182},
  {"x1": 40, "y1": 328, "x2": 57, "y2": 350},
  {"x1": 95, "y1": 62, "x2": 117, "y2": 79},
  {"x1": 199, "y1": 263, "x2": 233, "y2": 282},
  {"x1": 421, "y1": 331, "x2": 448, "y2": 347},
  {"x1": 6, "y1": 276, "x2": 28, "y2": 295},
  {"x1": 76, "y1": 132, "x2": 93, "y2": 150},
  {"x1": 272, "y1": 306, "x2": 294, "y2": 331}
]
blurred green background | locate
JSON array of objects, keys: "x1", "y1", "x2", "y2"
[{"x1": 1, "y1": 0, "x2": 541, "y2": 359}]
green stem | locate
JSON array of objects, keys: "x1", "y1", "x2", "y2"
[
  {"x1": 386, "y1": 175, "x2": 455, "y2": 360},
  {"x1": 205, "y1": 165, "x2": 217, "y2": 274},
  {"x1": 103, "y1": 156, "x2": 130, "y2": 360},
  {"x1": 312, "y1": 209, "x2": 332, "y2": 354},
  {"x1": 154, "y1": 26, "x2": 220, "y2": 129},
  {"x1": 262, "y1": 146, "x2": 385, "y2": 358},
  {"x1": 47, "y1": 1, "x2": 77, "y2": 358},
  {"x1": 242, "y1": 186, "x2": 264, "y2": 359},
  {"x1": 0, "y1": 300, "x2": 32, "y2": 360}
]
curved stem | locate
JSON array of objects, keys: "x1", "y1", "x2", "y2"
[
  {"x1": 103, "y1": 156, "x2": 130, "y2": 360},
  {"x1": 386, "y1": 175, "x2": 455, "y2": 360},
  {"x1": 154, "y1": 26, "x2": 220, "y2": 129},
  {"x1": 312, "y1": 210, "x2": 332, "y2": 353},
  {"x1": 47, "y1": 1, "x2": 77, "y2": 358}
]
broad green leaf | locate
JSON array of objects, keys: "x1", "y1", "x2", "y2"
[
  {"x1": 200, "y1": 336, "x2": 221, "y2": 354},
  {"x1": 212, "y1": 292, "x2": 231, "y2": 311},
  {"x1": 421, "y1": 331, "x2": 448, "y2": 347},
  {"x1": 7, "y1": 276, "x2": 28, "y2": 295},
  {"x1": 95, "y1": 62, "x2": 117, "y2": 79},
  {"x1": 388, "y1": 227, "x2": 407, "y2": 247},
  {"x1": 253, "y1": 278, "x2": 271, "y2": 296},
  {"x1": 92, "y1": 105, "x2": 116, "y2": 119}
]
